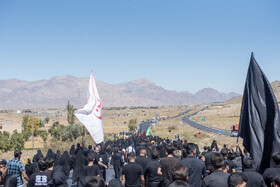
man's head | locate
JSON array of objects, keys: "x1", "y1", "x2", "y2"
[
  {"x1": 38, "y1": 159, "x2": 48, "y2": 172},
  {"x1": 275, "y1": 175, "x2": 280, "y2": 187},
  {"x1": 46, "y1": 158, "x2": 55, "y2": 169},
  {"x1": 128, "y1": 152, "x2": 136, "y2": 162},
  {"x1": 171, "y1": 165, "x2": 188, "y2": 182},
  {"x1": 0, "y1": 159, "x2": 7, "y2": 168},
  {"x1": 223, "y1": 160, "x2": 230, "y2": 173},
  {"x1": 140, "y1": 148, "x2": 147, "y2": 156},
  {"x1": 272, "y1": 152, "x2": 280, "y2": 166},
  {"x1": 77, "y1": 143, "x2": 80, "y2": 148},
  {"x1": 228, "y1": 173, "x2": 247, "y2": 187},
  {"x1": 85, "y1": 176, "x2": 105, "y2": 187},
  {"x1": 151, "y1": 150, "x2": 159, "y2": 160},
  {"x1": 243, "y1": 157, "x2": 254, "y2": 169},
  {"x1": 14, "y1": 150, "x2": 22, "y2": 159},
  {"x1": 88, "y1": 145, "x2": 92, "y2": 150},
  {"x1": 211, "y1": 152, "x2": 224, "y2": 170},
  {"x1": 235, "y1": 151, "x2": 241, "y2": 158},
  {"x1": 165, "y1": 145, "x2": 175, "y2": 156},
  {"x1": 94, "y1": 147, "x2": 100, "y2": 154},
  {"x1": 87, "y1": 153, "x2": 95, "y2": 162},
  {"x1": 220, "y1": 148, "x2": 228, "y2": 158},
  {"x1": 186, "y1": 143, "x2": 196, "y2": 156}
]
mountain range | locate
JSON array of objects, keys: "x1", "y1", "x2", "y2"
[{"x1": 0, "y1": 75, "x2": 240, "y2": 109}]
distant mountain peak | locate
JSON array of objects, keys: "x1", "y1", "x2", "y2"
[{"x1": 0, "y1": 76, "x2": 241, "y2": 109}]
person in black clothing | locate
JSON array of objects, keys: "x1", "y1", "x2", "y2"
[
  {"x1": 49, "y1": 166, "x2": 68, "y2": 187},
  {"x1": 111, "y1": 148, "x2": 123, "y2": 179},
  {"x1": 121, "y1": 152, "x2": 145, "y2": 187},
  {"x1": 169, "y1": 165, "x2": 189, "y2": 187},
  {"x1": 83, "y1": 153, "x2": 101, "y2": 177},
  {"x1": 75, "y1": 143, "x2": 83, "y2": 155},
  {"x1": 59, "y1": 151, "x2": 71, "y2": 178},
  {"x1": 25, "y1": 158, "x2": 33, "y2": 178},
  {"x1": 204, "y1": 147, "x2": 212, "y2": 174},
  {"x1": 45, "y1": 158, "x2": 55, "y2": 177},
  {"x1": 144, "y1": 150, "x2": 162, "y2": 187},
  {"x1": 45, "y1": 149, "x2": 55, "y2": 160},
  {"x1": 203, "y1": 152, "x2": 229, "y2": 187},
  {"x1": 33, "y1": 150, "x2": 44, "y2": 163},
  {"x1": 73, "y1": 149, "x2": 85, "y2": 184},
  {"x1": 99, "y1": 148, "x2": 109, "y2": 181},
  {"x1": 70, "y1": 145, "x2": 76, "y2": 170},
  {"x1": 54, "y1": 150, "x2": 61, "y2": 166},
  {"x1": 263, "y1": 152, "x2": 280, "y2": 186},
  {"x1": 220, "y1": 148, "x2": 236, "y2": 173},
  {"x1": 27, "y1": 159, "x2": 50, "y2": 187},
  {"x1": 228, "y1": 173, "x2": 247, "y2": 187},
  {"x1": 158, "y1": 145, "x2": 180, "y2": 187},
  {"x1": 242, "y1": 157, "x2": 266, "y2": 187},
  {"x1": 136, "y1": 148, "x2": 150, "y2": 171},
  {"x1": 211, "y1": 140, "x2": 219, "y2": 152},
  {"x1": 180, "y1": 143, "x2": 207, "y2": 187}
]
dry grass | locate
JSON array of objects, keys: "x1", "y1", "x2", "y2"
[{"x1": 190, "y1": 104, "x2": 241, "y2": 131}]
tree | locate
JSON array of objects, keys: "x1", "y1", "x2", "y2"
[
  {"x1": 39, "y1": 130, "x2": 48, "y2": 143},
  {"x1": 66, "y1": 101, "x2": 75, "y2": 125},
  {"x1": 0, "y1": 131, "x2": 12, "y2": 152},
  {"x1": 10, "y1": 130, "x2": 24, "y2": 150},
  {"x1": 52, "y1": 121, "x2": 60, "y2": 128},
  {"x1": 22, "y1": 115, "x2": 40, "y2": 136},
  {"x1": 44, "y1": 117, "x2": 50, "y2": 124},
  {"x1": 22, "y1": 130, "x2": 31, "y2": 141},
  {"x1": 128, "y1": 119, "x2": 138, "y2": 132}
]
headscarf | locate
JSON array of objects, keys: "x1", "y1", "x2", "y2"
[
  {"x1": 70, "y1": 145, "x2": 75, "y2": 156},
  {"x1": 54, "y1": 150, "x2": 61, "y2": 166},
  {"x1": 33, "y1": 150, "x2": 43, "y2": 163},
  {"x1": 59, "y1": 151, "x2": 71, "y2": 177},
  {"x1": 45, "y1": 149, "x2": 55, "y2": 159}
]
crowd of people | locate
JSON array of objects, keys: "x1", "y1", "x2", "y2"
[{"x1": 0, "y1": 134, "x2": 280, "y2": 187}]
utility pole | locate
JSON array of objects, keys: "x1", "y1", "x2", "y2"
[{"x1": 31, "y1": 115, "x2": 34, "y2": 151}]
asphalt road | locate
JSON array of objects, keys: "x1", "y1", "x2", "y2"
[{"x1": 181, "y1": 108, "x2": 232, "y2": 137}]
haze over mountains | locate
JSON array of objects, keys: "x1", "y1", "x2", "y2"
[{"x1": 0, "y1": 75, "x2": 241, "y2": 109}]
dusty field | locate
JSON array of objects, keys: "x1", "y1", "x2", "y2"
[{"x1": 0, "y1": 104, "x2": 242, "y2": 159}]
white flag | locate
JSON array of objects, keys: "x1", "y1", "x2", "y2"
[{"x1": 74, "y1": 72, "x2": 104, "y2": 144}]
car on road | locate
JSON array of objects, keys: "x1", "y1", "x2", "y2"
[
  {"x1": 230, "y1": 131, "x2": 238, "y2": 137},
  {"x1": 194, "y1": 132, "x2": 202, "y2": 137}
]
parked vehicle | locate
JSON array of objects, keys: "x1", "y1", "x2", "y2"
[{"x1": 230, "y1": 125, "x2": 239, "y2": 137}]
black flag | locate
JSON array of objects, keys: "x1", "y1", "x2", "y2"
[{"x1": 239, "y1": 53, "x2": 280, "y2": 173}]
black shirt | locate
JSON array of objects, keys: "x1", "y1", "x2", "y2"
[
  {"x1": 135, "y1": 156, "x2": 150, "y2": 170},
  {"x1": 122, "y1": 162, "x2": 143, "y2": 187},
  {"x1": 83, "y1": 165, "x2": 101, "y2": 176},
  {"x1": 27, "y1": 171, "x2": 50, "y2": 187},
  {"x1": 242, "y1": 169, "x2": 266, "y2": 187},
  {"x1": 180, "y1": 156, "x2": 207, "y2": 187},
  {"x1": 203, "y1": 170, "x2": 229, "y2": 187},
  {"x1": 144, "y1": 159, "x2": 162, "y2": 183}
]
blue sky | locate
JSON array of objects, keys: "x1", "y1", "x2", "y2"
[{"x1": 0, "y1": 0, "x2": 279, "y2": 94}]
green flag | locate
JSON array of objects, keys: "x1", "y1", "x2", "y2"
[{"x1": 146, "y1": 127, "x2": 151, "y2": 136}]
